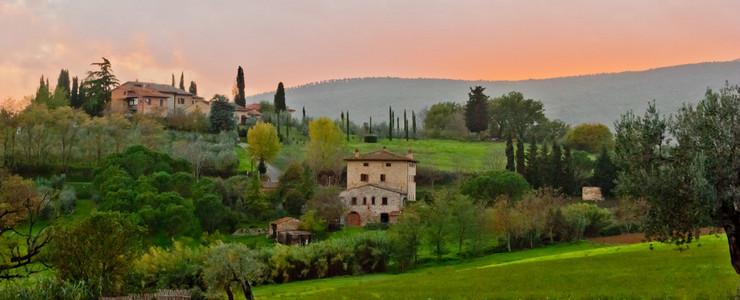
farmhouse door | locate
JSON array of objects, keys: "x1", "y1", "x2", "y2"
[{"x1": 346, "y1": 212, "x2": 361, "y2": 227}]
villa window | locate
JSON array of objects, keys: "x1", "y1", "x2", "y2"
[
  {"x1": 363, "y1": 198, "x2": 367, "y2": 205},
  {"x1": 361, "y1": 174, "x2": 368, "y2": 182},
  {"x1": 159, "y1": 99, "x2": 164, "y2": 106},
  {"x1": 380, "y1": 174, "x2": 386, "y2": 182},
  {"x1": 372, "y1": 197, "x2": 376, "y2": 205},
  {"x1": 386, "y1": 163, "x2": 392, "y2": 167},
  {"x1": 382, "y1": 197, "x2": 388, "y2": 205},
  {"x1": 351, "y1": 197, "x2": 357, "y2": 205},
  {"x1": 146, "y1": 98, "x2": 151, "y2": 105},
  {"x1": 363, "y1": 163, "x2": 369, "y2": 167}
]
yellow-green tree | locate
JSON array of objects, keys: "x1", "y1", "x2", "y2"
[
  {"x1": 307, "y1": 117, "x2": 346, "y2": 182},
  {"x1": 246, "y1": 122, "x2": 281, "y2": 173}
]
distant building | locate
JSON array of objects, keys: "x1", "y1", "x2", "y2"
[
  {"x1": 339, "y1": 147, "x2": 417, "y2": 226},
  {"x1": 111, "y1": 81, "x2": 205, "y2": 117}
]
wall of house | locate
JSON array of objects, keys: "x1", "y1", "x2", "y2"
[
  {"x1": 339, "y1": 185, "x2": 406, "y2": 226},
  {"x1": 346, "y1": 160, "x2": 416, "y2": 200}
]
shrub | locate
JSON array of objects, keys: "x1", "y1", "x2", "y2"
[{"x1": 363, "y1": 134, "x2": 378, "y2": 143}]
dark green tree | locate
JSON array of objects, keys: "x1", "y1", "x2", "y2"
[
  {"x1": 171, "y1": 73, "x2": 175, "y2": 86},
  {"x1": 70, "y1": 76, "x2": 80, "y2": 108},
  {"x1": 82, "y1": 57, "x2": 119, "y2": 117},
  {"x1": 412, "y1": 110, "x2": 417, "y2": 139},
  {"x1": 389, "y1": 106, "x2": 393, "y2": 141},
  {"x1": 550, "y1": 141, "x2": 563, "y2": 189},
  {"x1": 537, "y1": 143, "x2": 550, "y2": 187},
  {"x1": 505, "y1": 136, "x2": 515, "y2": 171},
  {"x1": 465, "y1": 86, "x2": 489, "y2": 134},
  {"x1": 404, "y1": 110, "x2": 409, "y2": 141},
  {"x1": 179, "y1": 72, "x2": 185, "y2": 90},
  {"x1": 516, "y1": 138, "x2": 525, "y2": 176},
  {"x1": 235, "y1": 66, "x2": 246, "y2": 107},
  {"x1": 208, "y1": 94, "x2": 236, "y2": 133},
  {"x1": 346, "y1": 110, "x2": 350, "y2": 142},
  {"x1": 461, "y1": 170, "x2": 530, "y2": 205},
  {"x1": 56, "y1": 69, "x2": 70, "y2": 96},
  {"x1": 525, "y1": 138, "x2": 540, "y2": 188},
  {"x1": 274, "y1": 82, "x2": 286, "y2": 138},
  {"x1": 562, "y1": 144, "x2": 576, "y2": 195},
  {"x1": 489, "y1": 91, "x2": 546, "y2": 139},
  {"x1": 592, "y1": 146, "x2": 617, "y2": 197},
  {"x1": 189, "y1": 81, "x2": 198, "y2": 95}
]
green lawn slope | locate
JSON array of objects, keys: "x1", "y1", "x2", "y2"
[{"x1": 255, "y1": 235, "x2": 735, "y2": 299}]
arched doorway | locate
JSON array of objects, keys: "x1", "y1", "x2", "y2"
[
  {"x1": 346, "y1": 212, "x2": 361, "y2": 227},
  {"x1": 240, "y1": 115, "x2": 247, "y2": 125}
]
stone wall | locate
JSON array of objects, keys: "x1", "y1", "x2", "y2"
[{"x1": 339, "y1": 185, "x2": 406, "y2": 226}]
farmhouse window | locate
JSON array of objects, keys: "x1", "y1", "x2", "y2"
[
  {"x1": 413, "y1": 175, "x2": 417, "y2": 182},
  {"x1": 351, "y1": 197, "x2": 357, "y2": 205},
  {"x1": 363, "y1": 163, "x2": 369, "y2": 166},
  {"x1": 159, "y1": 99, "x2": 164, "y2": 106},
  {"x1": 372, "y1": 197, "x2": 376, "y2": 205},
  {"x1": 386, "y1": 163, "x2": 392, "y2": 167},
  {"x1": 363, "y1": 198, "x2": 367, "y2": 205},
  {"x1": 380, "y1": 174, "x2": 386, "y2": 182},
  {"x1": 146, "y1": 98, "x2": 151, "y2": 105},
  {"x1": 382, "y1": 197, "x2": 388, "y2": 205},
  {"x1": 361, "y1": 174, "x2": 368, "y2": 182}
]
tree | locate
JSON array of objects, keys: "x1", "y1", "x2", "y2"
[
  {"x1": 450, "y1": 193, "x2": 475, "y2": 255},
  {"x1": 246, "y1": 122, "x2": 281, "y2": 172},
  {"x1": 505, "y1": 136, "x2": 515, "y2": 171},
  {"x1": 49, "y1": 211, "x2": 144, "y2": 297},
  {"x1": 345, "y1": 110, "x2": 350, "y2": 142},
  {"x1": 525, "y1": 138, "x2": 541, "y2": 188},
  {"x1": 203, "y1": 243, "x2": 268, "y2": 300},
  {"x1": 488, "y1": 91, "x2": 545, "y2": 139},
  {"x1": 274, "y1": 82, "x2": 286, "y2": 137},
  {"x1": 70, "y1": 76, "x2": 81, "y2": 108},
  {"x1": 465, "y1": 86, "x2": 489, "y2": 134},
  {"x1": 171, "y1": 73, "x2": 175, "y2": 86},
  {"x1": 516, "y1": 138, "x2": 525, "y2": 175},
  {"x1": 306, "y1": 186, "x2": 345, "y2": 230},
  {"x1": 423, "y1": 190, "x2": 454, "y2": 262},
  {"x1": 389, "y1": 106, "x2": 393, "y2": 141},
  {"x1": 404, "y1": 110, "x2": 409, "y2": 141},
  {"x1": 592, "y1": 146, "x2": 617, "y2": 197},
  {"x1": 549, "y1": 141, "x2": 563, "y2": 189},
  {"x1": 423, "y1": 102, "x2": 468, "y2": 140},
  {"x1": 209, "y1": 94, "x2": 236, "y2": 133},
  {"x1": 614, "y1": 87, "x2": 740, "y2": 293},
  {"x1": 52, "y1": 107, "x2": 87, "y2": 171},
  {"x1": 83, "y1": 57, "x2": 119, "y2": 117},
  {"x1": 566, "y1": 123, "x2": 614, "y2": 153},
  {"x1": 307, "y1": 118, "x2": 346, "y2": 181},
  {"x1": 460, "y1": 170, "x2": 530, "y2": 205},
  {"x1": 179, "y1": 72, "x2": 185, "y2": 90},
  {"x1": 491, "y1": 198, "x2": 516, "y2": 252},
  {"x1": 235, "y1": 66, "x2": 246, "y2": 107},
  {"x1": 412, "y1": 110, "x2": 417, "y2": 139},
  {"x1": 189, "y1": 81, "x2": 198, "y2": 95},
  {"x1": 389, "y1": 203, "x2": 424, "y2": 270},
  {"x1": 0, "y1": 170, "x2": 53, "y2": 279},
  {"x1": 56, "y1": 69, "x2": 70, "y2": 97}
]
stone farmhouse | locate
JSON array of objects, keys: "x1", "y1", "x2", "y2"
[
  {"x1": 339, "y1": 147, "x2": 417, "y2": 227},
  {"x1": 111, "y1": 81, "x2": 206, "y2": 117}
]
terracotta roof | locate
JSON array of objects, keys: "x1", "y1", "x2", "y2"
[
  {"x1": 270, "y1": 217, "x2": 299, "y2": 225},
  {"x1": 244, "y1": 103, "x2": 261, "y2": 110},
  {"x1": 122, "y1": 81, "x2": 194, "y2": 96},
  {"x1": 344, "y1": 183, "x2": 408, "y2": 195},
  {"x1": 235, "y1": 104, "x2": 249, "y2": 112},
  {"x1": 345, "y1": 148, "x2": 417, "y2": 162}
]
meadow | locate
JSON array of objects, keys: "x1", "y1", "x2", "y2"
[{"x1": 254, "y1": 235, "x2": 735, "y2": 299}]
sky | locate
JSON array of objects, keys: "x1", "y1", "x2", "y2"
[{"x1": 1, "y1": 0, "x2": 739, "y2": 103}]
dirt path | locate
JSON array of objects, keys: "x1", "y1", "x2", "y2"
[{"x1": 587, "y1": 228, "x2": 724, "y2": 245}]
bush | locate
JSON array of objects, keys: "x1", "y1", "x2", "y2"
[{"x1": 364, "y1": 134, "x2": 378, "y2": 143}]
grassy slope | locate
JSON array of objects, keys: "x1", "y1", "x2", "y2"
[
  {"x1": 255, "y1": 235, "x2": 735, "y2": 299},
  {"x1": 234, "y1": 145, "x2": 253, "y2": 172}
]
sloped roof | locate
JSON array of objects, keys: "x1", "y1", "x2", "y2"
[
  {"x1": 344, "y1": 183, "x2": 408, "y2": 195},
  {"x1": 122, "y1": 81, "x2": 193, "y2": 96},
  {"x1": 345, "y1": 148, "x2": 417, "y2": 162},
  {"x1": 270, "y1": 217, "x2": 299, "y2": 225}
]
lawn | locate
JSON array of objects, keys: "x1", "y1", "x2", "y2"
[
  {"x1": 234, "y1": 145, "x2": 253, "y2": 172},
  {"x1": 255, "y1": 235, "x2": 735, "y2": 299}
]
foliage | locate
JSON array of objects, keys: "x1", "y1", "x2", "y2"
[
  {"x1": 591, "y1": 146, "x2": 617, "y2": 197},
  {"x1": 235, "y1": 66, "x2": 246, "y2": 107},
  {"x1": 82, "y1": 57, "x2": 119, "y2": 117},
  {"x1": 307, "y1": 118, "x2": 346, "y2": 181},
  {"x1": 423, "y1": 102, "x2": 469, "y2": 140},
  {"x1": 246, "y1": 121, "x2": 281, "y2": 164},
  {"x1": 465, "y1": 86, "x2": 489, "y2": 134},
  {"x1": 101, "y1": 145, "x2": 192, "y2": 179},
  {"x1": 131, "y1": 242, "x2": 205, "y2": 293},
  {"x1": 460, "y1": 170, "x2": 530, "y2": 205},
  {"x1": 488, "y1": 91, "x2": 546, "y2": 139},
  {"x1": 203, "y1": 242, "x2": 268, "y2": 300},
  {"x1": 49, "y1": 211, "x2": 144, "y2": 297},
  {"x1": 566, "y1": 123, "x2": 614, "y2": 153},
  {"x1": 209, "y1": 94, "x2": 237, "y2": 133},
  {"x1": 305, "y1": 186, "x2": 345, "y2": 230}
]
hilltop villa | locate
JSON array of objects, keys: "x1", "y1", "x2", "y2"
[{"x1": 339, "y1": 147, "x2": 417, "y2": 227}]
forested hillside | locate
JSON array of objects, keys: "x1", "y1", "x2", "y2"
[{"x1": 245, "y1": 60, "x2": 740, "y2": 127}]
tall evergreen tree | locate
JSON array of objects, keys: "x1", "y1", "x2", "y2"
[
  {"x1": 505, "y1": 136, "x2": 515, "y2": 171},
  {"x1": 397, "y1": 116, "x2": 400, "y2": 136},
  {"x1": 516, "y1": 138, "x2": 525, "y2": 176},
  {"x1": 465, "y1": 86, "x2": 490, "y2": 134},
  {"x1": 525, "y1": 137, "x2": 540, "y2": 188},
  {"x1": 369, "y1": 117, "x2": 373, "y2": 134},
  {"x1": 562, "y1": 144, "x2": 575, "y2": 195},
  {"x1": 346, "y1": 110, "x2": 350, "y2": 142},
  {"x1": 404, "y1": 110, "x2": 409, "y2": 141},
  {"x1": 389, "y1": 106, "x2": 393, "y2": 141},
  {"x1": 77, "y1": 80, "x2": 86, "y2": 110},
  {"x1": 550, "y1": 141, "x2": 563, "y2": 189},
  {"x1": 537, "y1": 143, "x2": 550, "y2": 187},
  {"x1": 179, "y1": 72, "x2": 185, "y2": 90},
  {"x1": 189, "y1": 81, "x2": 198, "y2": 95},
  {"x1": 171, "y1": 73, "x2": 175, "y2": 86},
  {"x1": 83, "y1": 57, "x2": 119, "y2": 117},
  {"x1": 592, "y1": 146, "x2": 617, "y2": 197},
  {"x1": 235, "y1": 66, "x2": 246, "y2": 107},
  {"x1": 57, "y1": 69, "x2": 71, "y2": 95},
  {"x1": 341, "y1": 111, "x2": 344, "y2": 124},
  {"x1": 412, "y1": 110, "x2": 417, "y2": 139},
  {"x1": 302, "y1": 106, "x2": 306, "y2": 125},
  {"x1": 70, "y1": 76, "x2": 80, "y2": 108},
  {"x1": 274, "y1": 82, "x2": 286, "y2": 138}
]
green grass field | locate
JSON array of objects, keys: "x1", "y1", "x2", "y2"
[
  {"x1": 234, "y1": 145, "x2": 253, "y2": 172},
  {"x1": 254, "y1": 235, "x2": 735, "y2": 299}
]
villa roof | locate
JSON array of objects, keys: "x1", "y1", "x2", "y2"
[
  {"x1": 345, "y1": 148, "x2": 417, "y2": 163},
  {"x1": 344, "y1": 183, "x2": 408, "y2": 195}
]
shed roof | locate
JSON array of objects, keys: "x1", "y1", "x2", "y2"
[
  {"x1": 270, "y1": 217, "x2": 299, "y2": 225},
  {"x1": 345, "y1": 148, "x2": 417, "y2": 163}
]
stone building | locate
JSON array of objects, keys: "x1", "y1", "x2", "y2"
[
  {"x1": 339, "y1": 147, "x2": 417, "y2": 226},
  {"x1": 111, "y1": 81, "x2": 204, "y2": 117}
]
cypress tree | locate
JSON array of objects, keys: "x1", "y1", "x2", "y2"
[
  {"x1": 516, "y1": 138, "x2": 525, "y2": 176},
  {"x1": 465, "y1": 86, "x2": 490, "y2": 134},
  {"x1": 369, "y1": 117, "x2": 373, "y2": 134},
  {"x1": 179, "y1": 72, "x2": 185, "y2": 90},
  {"x1": 57, "y1": 69, "x2": 70, "y2": 95},
  {"x1": 77, "y1": 80, "x2": 86, "y2": 110},
  {"x1": 550, "y1": 141, "x2": 563, "y2": 189},
  {"x1": 302, "y1": 106, "x2": 306, "y2": 125},
  {"x1": 526, "y1": 137, "x2": 539, "y2": 188},
  {"x1": 563, "y1": 144, "x2": 575, "y2": 195},
  {"x1": 189, "y1": 81, "x2": 198, "y2": 95},
  {"x1": 404, "y1": 110, "x2": 409, "y2": 141},
  {"x1": 538, "y1": 143, "x2": 550, "y2": 187},
  {"x1": 389, "y1": 106, "x2": 393, "y2": 141},
  {"x1": 412, "y1": 110, "x2": 417, "y2": 140},
  {"x1": 346, "y1": 110, "x2": 350, "y2": 142},
  {"x1": 274, "y1": 82, "x2": 286, "y2": 138},
  {"x1": 70, "y1": 76, "x2": 80, "y2": 108},
  {"x1": 235, "y1": 66, "x2": 246, "y2": 107},
  {"x1": 397, "y1": 116, "x2": 400, "y2": 136},
  {"x1": 505, "y1": 136, "x2": 515, "y2": 171},
  {"x1": 171, "y1": 73, "x2": 175, "y2": 86},
  {"x1": 341, "y1": 111, "x2": 345, "y2": 124},
  {"x1": 592, "y1": 146, "x2": 617, "y2": 197}
]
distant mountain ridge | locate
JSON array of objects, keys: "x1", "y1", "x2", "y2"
[{"x1": 245, "y1": 61, "x2": 740, "y2": 128}]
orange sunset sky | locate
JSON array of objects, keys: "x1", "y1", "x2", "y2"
[{"x1": 1, "y1": 0, "x2": 739, "y2": 104}]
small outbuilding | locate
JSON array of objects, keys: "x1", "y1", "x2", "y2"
[
  {"x1": 276, "y1": 230, "x2": 312, "y2": 246},
  {"x1": 269, "y1": 217, "x2": 300, "y2": 238}
]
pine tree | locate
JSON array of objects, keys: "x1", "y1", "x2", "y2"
[
  {"x1": 404, "y1": 110, "x2": 409, "y2": 141},
  {"x1": 516, "y1": 138, "x2": 525, "y2": 176},
  {"x1": 179, "y1": 72, "x2": 185, "y2": 90},
  {"x1": 592, "y1": 146, "x2": 617, "y2": 197},
  {"x1": 537, "y1": 143, "x2": 550, "y2": 187},
  {"x1": 189, "y1": 81, "x2": 198, "y2": 95},
  {"x1": 563, "y1": 144, "x2": 575, "y2": 195},
  {"x1": 412, "y1": 110, "x2": 417, "y2": 140},
  {"x1": 505, "y1": 136, "x2": 515, "y2": 171},
  {"x1": 57, "y1": 69, "x2": 70, "y2": 95},
  {"x1": 235, "y1": 66, "x2": 246, "y2": 107},
  {"x1": 550, "y1": 141, "x2": 563, "y2": 189},
  {"x1": 465, "y1": 86, "x2": 490, "y2": 134},
  {"x1": 526, "y1": 138, "x2": 539, "y2": 188},
  {"x1": 70, "y1": 76, "x2": 80, "y2": 108}
]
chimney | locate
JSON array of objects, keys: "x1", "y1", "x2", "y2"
[
  {"x1": 406, "y1": 149, "x2": 413, "y2": 159},
  {"x1": 383, "y1": 146, "x2": 387, "y2": 150},
  {"x1": 354, "y1": 148, "x2": 360, "y2": 158}
]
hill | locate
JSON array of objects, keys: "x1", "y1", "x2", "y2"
[
  {"x1": 245, "y1": 60, "x2": 740, "y2": 127},
  {"x1": 255, "y1": 235, "x2": 734, "y2": 299}
]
